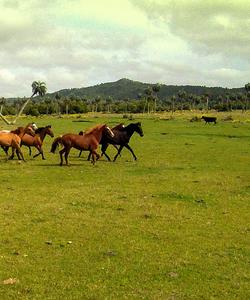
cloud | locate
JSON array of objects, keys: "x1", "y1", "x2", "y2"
[
  {"x1": 132, "y1": 0, "x2": 250, "y2": 60},
  {"x1": 0, "y1": 0, "x2": 248, "y2": 97}
]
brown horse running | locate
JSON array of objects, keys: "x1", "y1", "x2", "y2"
[
  {"x1": 21, "y1": 125, "x2": 54, "y2": 160},
  {"x1": 0, "y1": 124, "x2": 35, "y2": 161},
  {"x1": 78, "y1": 123, "x2": 124, "y2": 159},
  {"x1": 50, "y1": 124, "x2": 114, "y2": 165}
]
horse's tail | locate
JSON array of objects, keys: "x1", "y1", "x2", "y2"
[{"x1": 50, "y1": 136, "x2": 62, "y2": 153}]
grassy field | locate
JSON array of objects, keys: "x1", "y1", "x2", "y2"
[{"x1": 0, "y1": 112, "x2": 250, "y2": 299}]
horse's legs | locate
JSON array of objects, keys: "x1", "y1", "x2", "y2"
[
  {"x1": 124, "y1": 144, "x2": 137, "y2": 160},
  {"x1": 59, "y1": 148, "x2": 66, "y2": 166},
  {"x1": 16, "y1": 145, "x2": 25, "y2": 161},
  {"x1": 2, "y1": 146, "x2": 9, "y2": 156},
  {"x1": 29, "y1": 146, "x2": 32, "y2": 156},
  {"x1": 101, "y1": 144, "x2": 111, "y2": 161},
  {"x1": 113, "y1": 145, "x2": 124, "y2": 162},
  {"x1": 16, "y1": 149, "x2": 21, "y2": 160},
  {"x1": 64, "y1": 147, "x2": 71, "y2": 166},
  {"x1": 87, "y1": 152, "x2": 91, "y2": 161},
  {"x1": 8, "y1": 148, "x2": 15, "y2": 160},
  {"x1": 113, "y1": 144, "x2": 121, "y2": 157},
  {"x1": 33, "y1": 145, "x2": 45, "y2": 160},
  {"x1": 78, "y1": 150, "x2": 82, "y2": 157},
  {"x1": 90, "y1": 150, "x2": 100, "y2": 165}
]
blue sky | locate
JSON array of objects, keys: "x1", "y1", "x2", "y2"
[{"x1": 0, "y1": 0, "x2": 249, "y2": 97}]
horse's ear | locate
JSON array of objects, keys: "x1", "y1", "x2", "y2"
[{"x1": 48, "y1": 125, "x2": 51, "y2": 128}]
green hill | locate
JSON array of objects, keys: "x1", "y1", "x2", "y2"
[{"x1": 48, "y1": 78, "x2": 245, "y2": 100}]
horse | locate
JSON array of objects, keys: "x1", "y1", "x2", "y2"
[
  {"x1": 0, "y1": 124, "x2": 36, "y2": 161},
  {"x1": 100, "y1": 122, "x2": 144, "y2": 161},
  {"x1": 78, "y1": 123, "x2": 124, "y2": 160},
  {"x1": 50, "y1": 124, "x2": 114, "y2": 166},
  {"x1": 0, "y1": 122, "x2": 38, "y2": 155},
  {"x1": 21, "y1": 125, "x2": 54, "y2": 160}
]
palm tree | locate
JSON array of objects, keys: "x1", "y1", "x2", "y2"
[
  {"x1": 0, "y1": 80, "x2": 47, "y2": 125},
  {"x1": 171, "y1": 95, "x2": 176, "y2": 114},
  {"x1": 13, "y1": 81, "x2": 47, "y2": 123},
  {"x1": 152, "y1": 83, "x2": 161, "y2": 112},
  {"x1": 177, "y1": 90, "x2": 187, "y2": 111},
  {"x1": 245, "y1": 83, "x2": 250, "y2": 111},
  {"x1": 0, "y1": 97, "x2": 6, "y2": 114}
]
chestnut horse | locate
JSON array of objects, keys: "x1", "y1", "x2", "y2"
[
  {"x1": 50, "y1": 124, "x2": 114, "y2": 165},
  {"x1": 21, "y1": 125, "x2": 54, "y2": 160},
  {"x1": 1, "y1": 122, "x2": 37, "y2": 155},
  {"x1": 78, "y1": 123, "x2": 124, "y2": 159},
  {"x1": 0, "y1": 124, "x2": 35, "y2": 161}
]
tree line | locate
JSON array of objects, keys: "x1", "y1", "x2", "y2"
[{"x1": 0, "y1": 82, "x2": 249, "y2": 120}]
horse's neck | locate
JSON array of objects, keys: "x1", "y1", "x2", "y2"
[
  {"x1": 18, "y1": 129, "x2": 26, "y2": 139},
  {"x1": 92, "y1": 126, "x2": 104, "y2": 142},
  {"x1": 38, "y1": 129, "x2": 46, "y2": 141},
  {"x1": 125, "y1": 125, "x2": 135, "y2": 138}
]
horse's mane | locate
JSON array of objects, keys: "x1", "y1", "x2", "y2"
[
  {"x1": 112, "y1": 123, "x2": 125, "y2": 131},
  {"x1": 35, "y1": 127, "x2": 45, "y2": 134},
  {"x1": 85, "y1": 124, "x2": 105, "y2": 134},
  {"x1": 10, "y1": 127, "x2": 22, "y2": 134}
]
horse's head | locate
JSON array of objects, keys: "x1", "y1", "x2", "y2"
[
  {"x1": 104, "y1": 125, "x2": 114, "y2": 139},
  {"x1": 45, "y1": 125, "x2": 54, "y2": 138},
  {"x1": 31, "y1": 122, "x2": 38, "y2": 130},
  {"x1": 24, "y1": 125, "x2": 36, "y2": 137},
  {"x1": 134, "y1": 122, "x2": 144, "y2": 137}
]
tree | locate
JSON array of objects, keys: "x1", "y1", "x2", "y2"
[
  {"x1": 0, "y1": 97, "x2": 6, "y2": 114},
  {"x1": 245, "y1": 83, "x2": 250, "y2": 111},
  {"x1": 177, "y1": 90, "x2": 187, "y2": 110},
  {"x1": 152, "y1": 83, "x2": 161, "y2": 112},
  {"x1": 0, "y1": 81, "x2": 47, "y2": 125},
  {"x1": 171, "y1": 95, "x2": 176, "y2": 114}
]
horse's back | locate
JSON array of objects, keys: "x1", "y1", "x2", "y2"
[
  {"x1": 0, "y1": 132, "x2": 20, "y2": 147},
  {"x1": 62, "y1": 133, "x2": 98, "y2": 150}
]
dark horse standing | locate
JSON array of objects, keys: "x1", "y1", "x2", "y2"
[
  {"x1": 101, "y1": 122, "x2": 144, "y2": 161},
  {"x1": 50, "y1": 124, "x2": 114, "y2": 165}
]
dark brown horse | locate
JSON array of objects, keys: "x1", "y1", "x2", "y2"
[
  {"x1": 50, "y1": 124, "x2": 114, "y2": 165},
  {"x1": 21, "y1": 125, "x2": 54, "y2": 159},
  {"x1": 100, "y1": 122, "x2": 144, "y2": 161},
  {"x1": 0, "y1": 124, "x2": 36, "y2": 161}
]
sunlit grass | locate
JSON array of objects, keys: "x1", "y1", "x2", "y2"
[{"x1": 0, "y1": 112, "x2": 249, "y2": 299}]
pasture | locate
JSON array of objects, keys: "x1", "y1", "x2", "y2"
[{"x1": 0, "y1": 112, "x2": 250, "y2": 299}]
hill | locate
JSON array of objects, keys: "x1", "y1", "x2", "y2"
[{"x1": 48, "y1": 78, "x2": 245, "y2": 100}]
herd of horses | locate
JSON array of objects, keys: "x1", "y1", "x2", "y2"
[{"x1": 0, "y1": 122, "x2": 144, "y2": 165}]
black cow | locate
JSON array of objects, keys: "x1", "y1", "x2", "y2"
[{"x1": 201, "y1": 116, "x2": 217, "y2": 124}]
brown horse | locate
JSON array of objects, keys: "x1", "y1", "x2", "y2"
[
  {"x1": 78, "y1": 123, "x2": 124, "y2": 159},
  {"x1": 21, "y1": 125, "x2": 54, "y2": 160},
  {"x1": 0, "y1": 124, "x2": 35, "y2": 161},
  {"x1": 50, "y1": 124, "x2": 114, "y2": 165}
]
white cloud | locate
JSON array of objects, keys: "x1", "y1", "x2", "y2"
[{"x1": 0, "y1": 0, "x2": 248, "y2": 97}]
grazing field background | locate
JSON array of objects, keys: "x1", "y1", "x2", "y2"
[{"x1": 0, "y1": 112, "x2": 250, "y2": 299}]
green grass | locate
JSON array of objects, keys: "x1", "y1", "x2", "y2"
[{"x1": 0, "y1": 112, "x2": 250, "y2": 299}]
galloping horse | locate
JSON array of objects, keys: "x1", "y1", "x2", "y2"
[
  {"x1": 21, "y1": 125, "x2": 54, "y2": 159},
  {"x1": 50, "y1": 124, "x2": 114, "y2": 165},
  {"x1": 0, "y1": 124, "x2": 36, "y2": 161},
  {"x1": 0, "y1": 122, "x2": 37, "y2": 155},
  {"x1": 100, "y1": 122, "x2": 144, "y2": 161},
  {"x1": 78, "y1": 123, "x2": 124, "y2": 159}
]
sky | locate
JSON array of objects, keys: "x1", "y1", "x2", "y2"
[{"x1": 0, "y1": 0, "x2": 249, "y2": 97}]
